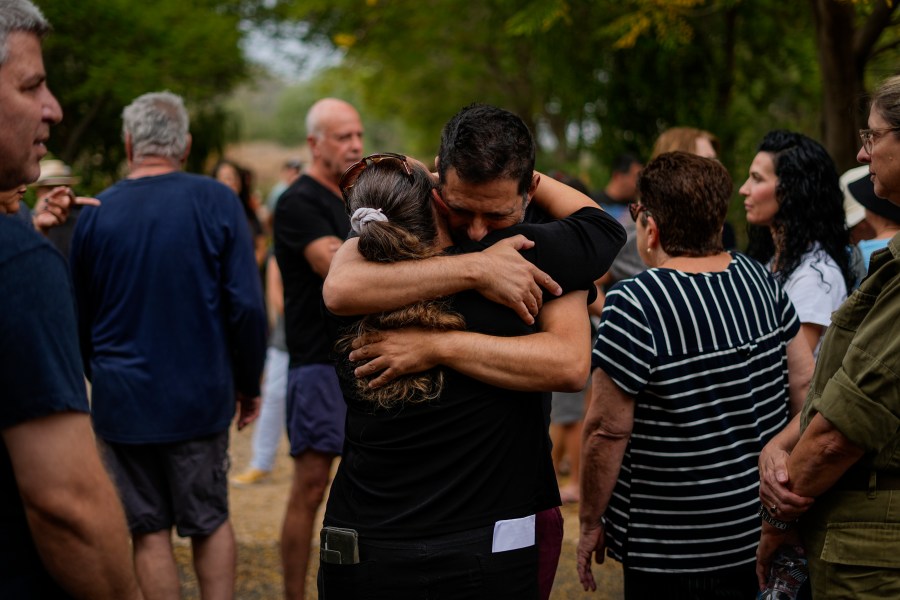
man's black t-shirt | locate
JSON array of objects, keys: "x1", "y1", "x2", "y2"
[
  {"x1": 324, "y1": 207, "x2": 625, "y2": 539},
  {"x1": 274, "y1": 175, "x2": 351, "y2": 367}
]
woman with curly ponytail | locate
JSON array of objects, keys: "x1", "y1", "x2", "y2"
[{"x1": 334, "y1": 157, "x2": 465, "y2": 408}]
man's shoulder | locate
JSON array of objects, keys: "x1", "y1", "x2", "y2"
[
  {"x1": 0, "y1": 217, "x2": 53, "y2": 266},
  {"x1": 275, "y1": 175, "x2": 348, "y2": 237},
  {"x1": 99, "y1": 171, "x2": 228, "y2": 198},
  {"x1": 523, "y1": 202, "x2": 551, "y2": 225},
  {"x1": 282, "y1": 174, "x2": 339, "y2": 203}
]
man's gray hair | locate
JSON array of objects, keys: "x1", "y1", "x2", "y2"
[
  {"x1": 0, "y1": 0, "x2": 50, "y2": 66},
  {"x1": 122, "y1": 91, "x2": 190, "y2": 161},
  {"x1": 305, "y1": 101, "x2": 326, "y2": 141}
]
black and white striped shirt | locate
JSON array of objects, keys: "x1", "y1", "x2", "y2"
[{"x1": 592, "y1": 252, "x2": 800, "y2": 573}]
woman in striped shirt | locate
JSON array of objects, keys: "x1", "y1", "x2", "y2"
[{"x1": 577, "y1": 152, "x2": 814, "y2": 599}]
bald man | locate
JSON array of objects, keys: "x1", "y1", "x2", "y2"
[{"x1": 273, "y1": 98, "x2": 364, "y2": 599}]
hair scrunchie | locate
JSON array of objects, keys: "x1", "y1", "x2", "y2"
[{"x1": 350, "y1": 207, "x2": 389, "y2": 234}]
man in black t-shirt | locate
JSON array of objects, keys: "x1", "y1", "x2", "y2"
[
  {"x1": 273, "y1": 97, "x2": 363, "y2": 600},
  {"x1": 0, "y1": 2, "x2": 140, "y2": 597},
  {"x1": 323, "y1": 104, "x2": 625, "y2": 599},
  {"x1": 594, "y1": 153, "x2": 644, "y2": 283}
]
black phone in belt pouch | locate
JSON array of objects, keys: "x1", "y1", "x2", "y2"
[{"x1": 320, "y1": 526, "x2": 360, "y2": 564}]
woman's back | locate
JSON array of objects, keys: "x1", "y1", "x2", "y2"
[{"x1": 593, "y1": 252, "x2": 800, "y2": 572}]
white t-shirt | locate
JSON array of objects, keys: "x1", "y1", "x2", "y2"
[{"x1": 777, "y1": 244, "x2": 847, "y2": 358}]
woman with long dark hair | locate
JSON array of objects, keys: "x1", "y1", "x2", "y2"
[
  {"x1": 212, "y1": 158, "x2": 267, "y2": 268},
  {"x1": 741, "y1": 130, "x2": 853, "y2": 357}
]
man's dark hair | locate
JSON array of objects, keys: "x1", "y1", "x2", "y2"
[
  {"x1": 438, "y1": 104, "x2": 535, "y2": 196},
  {"x1": 611, "y1": 153, "x2": 640, "y2": 175}
]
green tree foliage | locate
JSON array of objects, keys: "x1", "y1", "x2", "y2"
[
  {"x1": 275, "y1": 0, "x2": 898, "y2": 185},
  {"x1": 38, "y1": 0, "x2": 262, "y2": 192}
]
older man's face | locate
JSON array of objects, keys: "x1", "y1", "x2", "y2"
[
  {"x1": 0, "y1": 32, "x2": 62, "y2": 189},
  {"x1": 312, "y1": 105, "x2": 364, "y2": 184}
]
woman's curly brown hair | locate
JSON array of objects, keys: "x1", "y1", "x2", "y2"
[{"x1": 334, "y1": 159, "x2": 465, "y2": 409}]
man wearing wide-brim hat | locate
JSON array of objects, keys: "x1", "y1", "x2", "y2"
[
  {"x1": 28, "y1": 158, "x2": 98, "y2": 257},
  {"x1": 33, "y1": 158, "x2": 80, "y2": 188},
  {"x1": 842, "y1": 164, "x2": 900, "y2": 272}
]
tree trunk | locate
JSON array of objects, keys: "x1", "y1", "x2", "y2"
[
  {"x1": 809, "y1": 0, "x2": 861, "y2": 172},
  {"x1": 716, "y1": 7, "x2": 738, "y2": 164},
  {"x1": 60, "y1": 94, "x2": 109, "y2": 166}
]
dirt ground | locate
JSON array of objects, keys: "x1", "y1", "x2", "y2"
[{"x1": 172, "y1": 421, "x2": 624, "y2": 599}]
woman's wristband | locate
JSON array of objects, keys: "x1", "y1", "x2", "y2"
[{"x1": 758, "y1": 503, "x2": 796, "y2": 531}]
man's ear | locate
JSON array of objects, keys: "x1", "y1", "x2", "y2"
[
  {"x1": 522, "y1": 172, "x2": 540, "y2": 208},
  {"x1": 124, "y1": 134, "x2": 134, "y2": 163},
  {"x1": 431, "y1": 188, "x2": 449, "y2": 215},
  {"x1": 527, "y1": 172, "x2": 540, "y2": 202},
  {"x1": 529, "y1": 172, "x2": 540, "y2": 196},
  {"x1": 180, "y1": 134, "x2": 192, "y2": 163}
]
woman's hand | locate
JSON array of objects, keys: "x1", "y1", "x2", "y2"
[
  {"x1": 756, "y1": 523, "x2": 803, "y2": 590},
  {"x1": 32, "y1": 186, "x2": 100, "y2": 234},
  {"x1": 759, "y1": 437, "x2": 814, "y2": 521},
  {"x1": 576, "y1": 520, "x2": 606, "y2": 592}
]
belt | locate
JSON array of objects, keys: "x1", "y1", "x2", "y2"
[{"x1": 833, "y1": 468, "x2": 900, "y2": 491}]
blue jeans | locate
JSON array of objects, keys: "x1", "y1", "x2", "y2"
[
  {"x1": 248, "y1": 346, "x2": 289, "y2": 471},
  {"x1": 317, "y1": 525, "x2": 539, "y2": 600}
]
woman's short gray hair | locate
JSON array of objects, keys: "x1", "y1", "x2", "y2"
[
  {"x1": 0, "y1": 0, "x2": 50, "y2": 66},
  {"x1": 872, "y1": 75, "x2": 900, "y2": 130},
  {"x1": 122, "y1": 91, "x2": 190, "y2": 161}
]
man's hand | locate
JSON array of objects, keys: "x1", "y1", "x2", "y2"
[
  {"x1": 349, "y1": 328, "x2": 440, "y2": 388},
  {"x1": 576, "y1": 520, "x2": 606, "y2": 592},
  {"x1": 32, "y1": 186, "x2": 100, "y2": 234},
  {"x1": 474, "y1": 235, "x2": 562, "y2": 324},
  {"x1": 759, "y1": 439, "x2": 814, "y2": 521},
  {"x1": 235, "y1": 393, "x2": 260, "y2": 430},
  {"x1": 756, "y1": 523, "x2": 801, "y2": 590}
]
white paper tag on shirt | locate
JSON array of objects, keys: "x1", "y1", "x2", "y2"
[{"x1": 492, "y1": 514, "x2": 536, "y2": 553}]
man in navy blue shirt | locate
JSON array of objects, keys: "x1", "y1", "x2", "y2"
[
  {"x1": 0, "y1": 1, "x2": 142, "y2": 598},
  {"x1": 70, "y1": 91, "x2": 267, "y2": 600}
]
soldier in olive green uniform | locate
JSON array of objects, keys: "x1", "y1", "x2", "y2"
[
  {"x1": 797, "y1": 235, "x2": 900, "y2": 597},
  {"x1": 757, "y1": 74, "x2": 900, "y2": 599}
]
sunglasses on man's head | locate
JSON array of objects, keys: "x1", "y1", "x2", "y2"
[{"x1": 339, "y1": 153, "x2": 413, "y2": 205}]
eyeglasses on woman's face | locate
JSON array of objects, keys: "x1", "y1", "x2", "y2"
[
  {"x1": 628, "y1": 203, "x2": 651, "y2": 222},
  {"x1": 859, "y1": 127, "x2": 900, "y2": 155}
]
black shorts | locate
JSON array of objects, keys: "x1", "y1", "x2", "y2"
[{"x1": 99, "y1": 430, "x2": 230, "y2": 537}]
